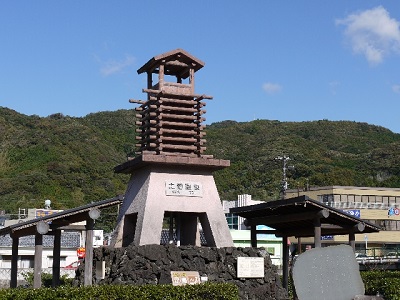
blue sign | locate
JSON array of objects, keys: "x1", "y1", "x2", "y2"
[
  {"x1": 388, "y1": 207, "x2": 399, "y2": 216},
  {"x1": 343, "y1": 209, "x2": 360, "y2": 218},
  {"x1": 388, "y1": 207, "x2": 395, "y2": 216},
  {"x1": 321, "y1": 235, "x2": 334, "y2": 240}
]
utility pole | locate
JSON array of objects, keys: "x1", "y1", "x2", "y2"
[{"x1": 275, "y1": 155, "x2": 294, "y2": 200}]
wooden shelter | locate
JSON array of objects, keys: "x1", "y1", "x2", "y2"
[
  {"x1": 0, "y1": 195, "x2": 123, "y2": 288},
  {"x1": 230, "y1": 195, "x2": 380, "y2": 290}
]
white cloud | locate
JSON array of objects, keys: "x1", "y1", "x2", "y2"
[
  {"x1": 99, "y1": 55, "x2": 135, "y2": 76},
  {"x1": 392, "y1": 84, "x2": 400, "y2": 94},
  {"x1": 336, "y1": 6, "x2": 400, "y2": 65},
  {"x1": 262, "y1": 82, "x2": 282, "y2": 94}
]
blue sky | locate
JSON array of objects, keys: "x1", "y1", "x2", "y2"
[{"x1": 1, "y1": 1, "x2": 400, "y2": 133}]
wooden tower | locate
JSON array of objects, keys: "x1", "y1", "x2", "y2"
[{"x1": 112, "y1": 49, "x2": 233, "y2": 248}]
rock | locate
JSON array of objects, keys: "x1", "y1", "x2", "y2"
[{"x1": 81, "y1": 245, "x2": 287, "y2": 300}]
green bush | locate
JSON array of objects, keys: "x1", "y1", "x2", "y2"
[
  {"x1": 361, "y1": 270, "x2": 400, "y2": 300},
  {"x1": 0, "y1": 283, "x2": 238, "y2": 300},
  {"x1": 22, "y1": 271, "x2": 73, "y2": 288}
]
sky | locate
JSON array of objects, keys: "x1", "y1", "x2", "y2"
[{"x1": 1, "y1": 1, "x2": 400, "y2": 133}]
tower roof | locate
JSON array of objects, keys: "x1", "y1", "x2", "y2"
[{"x1": 137, "y1": 48, "x2": 205, "y2": 79}]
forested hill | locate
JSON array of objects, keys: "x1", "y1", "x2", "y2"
[{"x1": 1, "y1": 107, "x2": 400, "y2": 216}]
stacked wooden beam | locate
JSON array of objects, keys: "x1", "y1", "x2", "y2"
[{"x1": 131, "y1": 90, "x2": 212, "y2": 158}]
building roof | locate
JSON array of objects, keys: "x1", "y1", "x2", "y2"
[
  {"x1": 137, "y1": 49, "x2": 205, "y2": 78},
  {"x1": 0, "y1": 232, "x2": 80, "y2": 248},
  {"x1": 0, "y1": 195, "x2": 123, "y2": 238},
  {"x1": 230, "y1": 195, "x2": 380, "y2": 238}
]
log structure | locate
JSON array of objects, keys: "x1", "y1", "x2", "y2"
[
  {"x1": 112, "y1": 49, "x2": 233, "y2": 248},
  {"x1": 130, "y1": 48, "x2": 212, "y2": 157}
]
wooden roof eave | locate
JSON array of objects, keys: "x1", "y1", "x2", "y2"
[
  {"x1": 230, "y1": 195, "x2": 380, "y2": 238},
  {"x1": 0, "y1": 195, "x2": 123, "y2": 238},
  {"x1": 137, "y1": 49, "x2": 205, "y2": 77},
  {"x1": 273, "y1": 222, "x2": 379, "y2": 238}
]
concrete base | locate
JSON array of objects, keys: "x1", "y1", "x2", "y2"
[{"x1": 111, "y1": 164, "x2": 233, "y2": 248}]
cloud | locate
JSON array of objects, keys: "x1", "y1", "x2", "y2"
[
  {"x1": 99, "y1": 55, "x2": 135, "y2": 76},
  {"x1": 262, "y1": 82, "x2": 282, "y2": 94},
  {"x1": 393, "y1": 84, "x2": 400, "y2": 94},
  {"x1": 336, "y1": 6, "x2": 400, "y2": 65}
]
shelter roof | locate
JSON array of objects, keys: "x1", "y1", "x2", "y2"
[
  {"x1": 137, "y1": 48, "x2": 205, "y2": 79},
  {"x1": 230, "y1": 195, "x2": 380, "y2": 238},
  {"x1": 0, "y1": 195, "x2": 123, "y2": 238},
  {"x1": 0, "y1": 232, "x2": 81, "y2": 248}
]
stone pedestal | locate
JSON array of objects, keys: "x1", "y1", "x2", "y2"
[{"x1": 111, "y1": 154, "x2": 233, "y2": 248}]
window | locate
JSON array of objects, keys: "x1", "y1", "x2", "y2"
[
  {"x1": 48, "y1": 256, "x2": 67, "y2": 267},
  {"x1": 267, "y1": 247, "x2": 275, "y2": 256},
  {"x1": 225, "y1": 213, "x2": 239, "y2": 230},
  {"x1": 1, "y1": 255, "x2": 11, "y2": 268},
  {"x1": 20, "y1": 255, "x2": 34, "y2": 268}
]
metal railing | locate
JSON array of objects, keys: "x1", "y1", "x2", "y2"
[{"x1": 326, "y1": 202, "x2": 398, "y2": 210}]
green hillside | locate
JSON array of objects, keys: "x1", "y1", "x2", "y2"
[
  {"x1": 0, "y1": 108, "x2": 136, "y2": 226},
  {"x1": 207, "y1": 120, "x2": 400, "y2": 200},
  {"x1": 1, "y1": 107, "x2": 400, "y2": 227}
]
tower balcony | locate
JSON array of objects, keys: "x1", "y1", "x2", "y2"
[{"x1": 152, "y1": 82, "x2": 193, "y2": 96}]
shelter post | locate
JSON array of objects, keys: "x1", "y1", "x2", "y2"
[
  {"x1": 297, "y1": 237, "x2": 302, "y2": 254},
  {"x1": 314, "y1": 217, "x2": 321, "y2": 248},
  {"x1": 282, "y1": 235, "x2": 289, "y2": 290},
  {"x1": 250, "y1": 225, "x2": 257, "y2": 247},
  {"x1": 349, "y1": 231, "x2": 356, "y2": 251},
  {"x1": 52, "y1": 229, "x2": 61, "y2": 287},
  {"x1": 10, "y1": 234, "x2": 18, "y2": 288},
  {"x1": 33, "y1": 233, "x2": 43, "y2": 288},
  {"x1": 349, "y1": 223, "x2": 364, "y2": 252},
  {"x1": 84, "y1": 217, "x2": 95, "y2": 286}
]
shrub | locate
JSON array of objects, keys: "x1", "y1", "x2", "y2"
[
  {"x1": 0, "y1": 282, "x2": 238, "y2": 300},
  {"x1": 22, "y1": 271, "x2": 73, "y2": 288}
]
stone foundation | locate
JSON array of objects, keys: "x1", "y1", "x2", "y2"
[{"x1": 75, "y1": 244, "x2": 288, "y2": 300}]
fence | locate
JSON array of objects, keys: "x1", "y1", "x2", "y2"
[{"x1": 0, "y1": 267, "x2": 76, "y2": 281}]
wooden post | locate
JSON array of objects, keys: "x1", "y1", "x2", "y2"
[
  {"x1": 84, "y1": 218, "x2": 95, "y2": 286},
  {"x1": 250, "y1": 225, "x2": 257, "y2": 247},
  {"x1": 10, "y1": 234, "x2": 18, "y2": 288},
  {"x1": 282, "y1": 236, "x2": 289, "y2": 290},
  {"x1": 349, "y1": 231, "x2": 356, "y2": 252},
  {"x1": 349, "y1": 223, "x2": 364, "y2": 252},
  {"x1": 33, "y1": 233, "x2": 43, "y2": 289},
  {"x1": 159, "y1": 64, "x2": 164, "y2": 89},
  {"x1": 52, "y1": 230, "x2": 61, "y2": 287},
  {"x1": 298, "y1": 237, "x2": 302, "y2": 254},
  {"x1": 189, "y1": 68, "x2": 195, "y2": 93},
  {"x1": 147, "y1": 71, "x2": 152, "y2": 89},
  {"x1": 314, "y1": 217, "x2": 321, "y2": 248}
]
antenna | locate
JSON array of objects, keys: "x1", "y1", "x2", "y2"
[{"x1": 275, "y1": 155, "x2": 294, "y2": 200}]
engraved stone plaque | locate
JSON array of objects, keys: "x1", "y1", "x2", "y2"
[
  {"x1": 237, "y1": 257, "x2": 264, "y2": 278},
  {"x1": 165, "y1": 181, "x2": 202, "y2": 197},
  {"x1": 171, "y1": 271, "x2": 200, "y2": 286}
]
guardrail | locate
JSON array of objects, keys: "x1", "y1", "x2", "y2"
[{"x1": 356, "y1": 257, "x2": 400, "y2": 264}]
